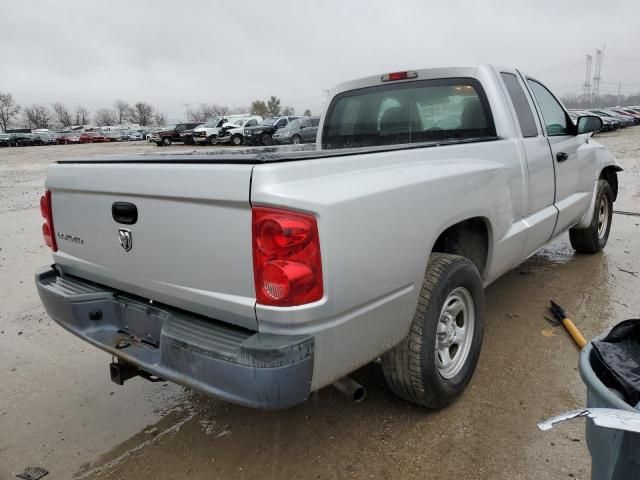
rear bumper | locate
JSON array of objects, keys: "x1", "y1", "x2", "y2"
[{"x1": 35, "y1": 265, "x2": 314, "y2": 409}]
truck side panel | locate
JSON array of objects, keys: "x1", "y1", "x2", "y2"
[{"x1": 251, "y1": 140, "x2": 521, "y2": 389}]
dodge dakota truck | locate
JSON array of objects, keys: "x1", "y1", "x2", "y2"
[{"x1": 36, "y1": 65, "x2": 620, "y2": 410}]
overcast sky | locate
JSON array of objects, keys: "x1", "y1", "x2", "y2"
[{"x1": 2, "y1": 0, "x2": 640, "y2": 122}]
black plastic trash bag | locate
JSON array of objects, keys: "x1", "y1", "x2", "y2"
[{"x1": 592, "y1": 319, "x2": 640, "y2": 407}]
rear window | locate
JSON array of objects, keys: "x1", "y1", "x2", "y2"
[{"x1": 322, "y1": 77, "x2": 496, "y2": 149}]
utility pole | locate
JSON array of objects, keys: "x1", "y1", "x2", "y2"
[
  {"x1": 583, "y1": 55, "x2": 592, "y2": 101},
  {"x1": 592, "y1": 45, "x2": 605, "y2": 99},
  {"x1": 618, "y1": 82, "x2": 622, "y2": 106}
]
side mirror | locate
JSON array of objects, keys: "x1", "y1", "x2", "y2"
[{"x1": 577, "y1": 115, "x2": 603, "y2": 135}]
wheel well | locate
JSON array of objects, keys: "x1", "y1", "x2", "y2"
[
  {"x1": 432, "y1": 218, "x2": 489, "y2": 277},
  {"x1": 600, "y1": 166, "x2": 619, "y2": 201}
]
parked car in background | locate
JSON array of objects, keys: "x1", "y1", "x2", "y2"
[
  {"x1": 610, "y1": 108, "x2": 640, "y2": 123},
  {"x1": 273, "y1": 117, "x2": 320, "y2": 144},
  {"x1": 591, "y1": 109, "x2": 634, "y2": 127},
  {"x1": 13, "y1": 133, "x2": 43, "y2": 146},
  {"x1": 192, "y1": 115, "x2": 254, "y2": 145},
  {"x1": 56, "y1": 133, "x2": 81, "y2": 144},
  {"x1": 31, "y1": 133, "x2": 55, "y2": 145},
  {"x1": 244, "y1": 116, "x2": 300, "y2": 146},
  {"x1": 145, "y1": 127, "x2": 164, "y2": 142},
  {"x1": 211, "y1": 116, "x2": 263, "y2": 146},
  {"x1": 119, "y1": 130, "x2": 143, "y2": 141},
  {"x1": 0, "y1": 134, "x2": 11, "y2": 147},
  {"x1": 151, "y1": 123, "x2": 202, "y2": 146},
  {"x1": 79, "y1": 132, "x2": 108, "y2": 143},
  {"x1": 102, "y1": 132, "x2": 120, "y2": 142}
]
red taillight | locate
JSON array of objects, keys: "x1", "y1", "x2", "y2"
[
  {"x1": 40, "y1": 190, "x2": 57, "y2": 251},
  {"x1": 381, "y1": 71, "x2": 418, "y2": 82},
  {"x1": 252, "y1": 207, "x2": 323, "y2": 306}
]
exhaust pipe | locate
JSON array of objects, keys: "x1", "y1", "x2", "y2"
[{"x1": 332, "y1": 376, "x2": 366, "y2": 403}]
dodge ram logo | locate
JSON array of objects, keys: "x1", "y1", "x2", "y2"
[{"x1": 118, "y1": 228, "x2": 133, "y2": 252}]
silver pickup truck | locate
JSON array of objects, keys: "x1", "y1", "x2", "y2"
[{"x1": 36, "y1": 65, "x2": 620, "y2": 409}]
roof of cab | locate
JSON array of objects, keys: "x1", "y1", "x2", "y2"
[{"x1": 332, "y1": 65, "x2": 491, "y2": 96}]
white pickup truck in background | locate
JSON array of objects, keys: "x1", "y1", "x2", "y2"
[
  {"x1": 192, "y1": 114, "x2": 262, "y2": 145},
  {"x1": 36, "y1": 65, "x2": 620, "y2": 409}
]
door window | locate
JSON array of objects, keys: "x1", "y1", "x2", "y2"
[{"x1": 527, "y1": 79, "x2": 570, "y2": 136}]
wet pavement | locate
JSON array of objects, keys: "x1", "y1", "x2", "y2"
[{"x1": 0, "y1": 133, "x2": 638, "y2": 479}]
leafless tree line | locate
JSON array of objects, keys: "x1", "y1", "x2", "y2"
[
  {"x1": 1, "y1": 90, "x2": 314, "y2": 132},
  {"x1": 561, "y1": 93, "x2": 640, "y2": 109},
  {"x1": 0, "y1": 92, "x2": 168, "y2": 130}
]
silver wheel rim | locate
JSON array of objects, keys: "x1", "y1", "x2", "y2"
[
  {"x1": 597, "y1": 196, "x2": 609, "y2": 239},
  {"x1": 233, "y1": 136, "x2": 241, "y2": 145},
  {"x1": 293, "y1": 136, "x2": 301, "y2": 144},
  {"x1": 436, "y1": 287, "x2": 475, "y2": 379}
]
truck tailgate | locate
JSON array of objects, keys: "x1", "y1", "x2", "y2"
[{"x1": 46, "y1": 161, "x2": 257, "y2": 330}]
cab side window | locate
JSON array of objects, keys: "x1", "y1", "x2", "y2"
[
  {"x1": 527, "y1": 79, "x2": 570, "y2": 136},
  {"x1": 501, "y1": 73, "x2": 538, "y2": 137}
]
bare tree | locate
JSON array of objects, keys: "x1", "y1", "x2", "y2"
[
  {"x1": 127, "y1": 102, "x2": 154, "y2": 126},
  {"x1": 74, "y1": 105, "x2": 89, "y2": 125},
  {"x1": 94, "y1": 108, "x2": 118, "y2": 126},
  {"x1": 51, "y1": 102, "x2": 73, "y2": 127},
  {"x1": 153, "y1": 110, "x2": 167, "y2": 126},
  {"x1": 113, "y1": 99, "x2": 130, "y2": 124},
  {"x1": 282, "y1": 105, "x2": 295, "y2": 116},
  {"x1": 187, "y1": 104, "x2": 221, "y2": 122},
  {"x1": 23, "y1": 104, "x2": 51, "y2": 129},
  {"x1": 0, "y1": 92, "x2": 20, "y2": 131},
  {"x1": 250, "y1": 100, "x2": 269, "y2": 118},
  {"x1": 212, "y1": 104, "x2": 230, "y2": 117},
  {"x1": 267, "y1": 96, "x2": 281, "y2": 117},
  {"x1": 303, "y1": 109, "x2": 312, "y2": 117}
]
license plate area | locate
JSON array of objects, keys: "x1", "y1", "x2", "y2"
[{"x1": 116, "y1": 298, "x2": 167, "y2": 347}]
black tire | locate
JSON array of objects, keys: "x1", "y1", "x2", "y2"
[
  {"x1": 162, "y1": 137, "x2": 172, "y2": 146},
  {"x1": 292, "y1": 135, "x2": 302, "y2": 144},
  {"x1": 569, "y1": 179, "x2": 613, "y2": 254},
  {"x1": 261, "y1": 134, "x2": 272, "y2": 146},
  {"x1": 382, "y1": 253, "x2": 485, "y2": 409},
  {"x1": 231, "y1": 134, "x2": 243, "y2": 146},
  {"x1": 208, "y1": 136, "x2": 217, "y2": 146}
]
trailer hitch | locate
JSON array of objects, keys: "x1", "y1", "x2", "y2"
[{"x1": 109, "y1": 359, "x2": 164, "y2": 385}]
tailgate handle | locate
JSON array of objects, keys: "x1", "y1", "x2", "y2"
[{"x1": 112, "y1": 202, "x2": 138, "y2": 225}]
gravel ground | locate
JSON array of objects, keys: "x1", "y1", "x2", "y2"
[{"x1": 0, "y1": 132, "x2": 639, "y2": 479}]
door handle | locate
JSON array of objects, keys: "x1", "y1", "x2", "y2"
[
  {"x1": 556, "y1": 152, "x2": 568, "y2": 162},
  {"x1": 112, "y1": 202, "x2": 138, "y2": 225}
]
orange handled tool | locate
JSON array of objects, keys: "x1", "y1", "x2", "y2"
[{"x1": 550, "y1": 300, "x2": 587, "y2": 349}]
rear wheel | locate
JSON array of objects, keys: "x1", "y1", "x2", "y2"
[
  {"x1": 162, "y1": 137, "x2": 172, "y2": 146},
  {"x1": 569, "y1": 179, "x2": 613, "y2": 253},
  {"x1": 382, "y1": 253, "x2": 485, "y2": 409},
  {"x1": 261, "y1": 134, "x2": 272, "y2": 146},
  {"x1": 231, "y1": 134, "x2": 243, "y2": 146}
]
